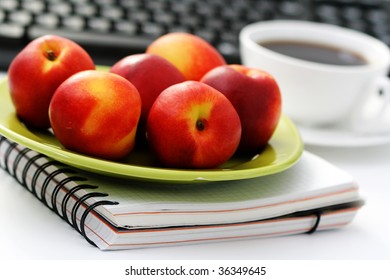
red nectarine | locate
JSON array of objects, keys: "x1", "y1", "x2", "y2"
[
  {"x1": 8, "y1": 35, "x2": 95, "y2": 129},
  {"x1": 201, "y1": 64, "x2": 282, "y2": 154},
  {"x1": 49, "y1": 70, "x2": 141, "y2": 160},
  {"x1": 110, "y1": 53, "x2": 186, "y2": 143},
  {"x1": 146, "y1": 81, "x2": 241, "y2": 168}
]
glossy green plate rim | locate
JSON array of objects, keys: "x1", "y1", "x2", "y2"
[{"x1": 0, "y1": 76, "x2": 303, "y2": 182}]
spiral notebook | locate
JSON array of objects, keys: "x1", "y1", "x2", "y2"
[{"x1": 0, "y1": 135, "x2": 363, "y2": 250}]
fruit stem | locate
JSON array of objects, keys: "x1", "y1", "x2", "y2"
[
  {"x1": 46, "y1": 50, "x2": 57, "y2": 61},
  {"x1": 196, "y1": 119, "x2": 205, "y2": 131}
]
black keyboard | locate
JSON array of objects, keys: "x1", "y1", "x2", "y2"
[{"x1": 1, "y1": 0, "x2": 390, "y2": 70}]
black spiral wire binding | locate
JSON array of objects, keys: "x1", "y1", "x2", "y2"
[
  {"x1": 21, "y1": 153, "x2": 46, "y2": 189},
  {"x1": 80, "y1": 200, "x2": 119, "y2": 246},
  {"x1": 2, "y1": 140, "x2": 17, "y2": 175},
  {"x1": 306, "y1": 211, "x2": 322, "y2": 234},
  {"x1": 61, "y1": 184, "x2": 99, "y2": 226},
  {"x1": 30, "y1": 160, "x2": 61, "y2": 198},
  {"x1": 0, "y1": 136, "x2": 119, "y2": 248},
  {"x1": 51, "y1": 175, "x2": 86, "y2": 216},
  {"x1": 40, "y1": 168, "x2": 76, "y2": 207},
  {"x1": 0, "y1": 136, "x2": 5, "y2": 157},
  {"x1": 12, "y1": 147, "x2": 30, "y2": 186},
  {"x1": 71, "y1": 192, "x2": 110, "y2": 234}
]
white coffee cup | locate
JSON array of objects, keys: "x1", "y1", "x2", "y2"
[{"x1": 239, "y1": 20, "x2": 390, "y2": 134}]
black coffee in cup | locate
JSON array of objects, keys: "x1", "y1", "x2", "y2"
[{"x1": 260, "y1": 40, "x2": 368, "y2": 66}]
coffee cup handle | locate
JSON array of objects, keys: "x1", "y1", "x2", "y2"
[{"x1": 349, "y1": 76, "x2": 390, "y2": 134}]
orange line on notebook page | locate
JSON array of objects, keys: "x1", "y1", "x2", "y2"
[
  {"x1": 83, "y1": 206, "x2": 360, "y2": 249},
  {"x1": 108, "y1": 221, "x2": 352, "y2": 248}
]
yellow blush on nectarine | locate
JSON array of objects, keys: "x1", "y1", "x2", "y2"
[
  {"x1": 49, "y1": 70, "x2": 142, "y2": 160},
  {"x1": 146, "y1": 32, "x2": 226, "y2": 81}
]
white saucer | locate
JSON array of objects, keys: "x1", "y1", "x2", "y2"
[{"x1": 297, "y1": 124, "x2": 390, "y2": 147}]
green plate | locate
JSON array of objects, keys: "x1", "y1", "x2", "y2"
[{"x1": 0, "y1": 77, "x2": 303, "y2": 182}]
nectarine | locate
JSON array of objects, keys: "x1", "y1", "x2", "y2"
[
  {"x1": 8, "y1": 35, "x2": 95, "y2": 129},
  {"x1": 49, "y1": 70, "x2": 141, "y2": 160},
  {"x1": 201, "y1": 65, "x2": 282, "y2": 154},
  {"x1": 146, "y1": 32, "x2": 226, "y2": 81},
  {"x1": 146, "y1": 81, "x2": 241, "y2": 168},
  {"x1": 110, "y1": 53, "x2": 186, "y2": 143}
]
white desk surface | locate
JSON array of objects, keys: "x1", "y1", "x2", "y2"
[{"x1": 1, "y1": 74, "x2": 389, "y2": 261}]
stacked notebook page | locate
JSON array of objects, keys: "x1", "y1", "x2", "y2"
[{"x1": 0, "y1": 136, "x2": 364, "y2": 250}]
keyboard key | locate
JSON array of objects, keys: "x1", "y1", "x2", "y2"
[
  {"x1": 74, "y1": 3, "x2": 98, "y2": 17},
  {"x1": 128, "y1": 10, "x2": 150, "y2": 23},
  {"x1": 8, "y1": 11, "x2": 32, "y2": 26},
  {"x1": 205, "y1": 19, "x2": 225, "y2": 30},
  {"x1": 114, "y1": 21, "x2": 138, "y2": 35},
  {"x1": 342, "y1": 7, "x2": 363, "y2": 20},
  {"x1": 246, "y1": 10, "x2": 266, "y2": 22},
  {"x1": 21, "y1": 1, "x2": 45, "y2": 14},
  {"x1": 0, "y1": 0, "x2": 18, "y2": 11},
  {"x1": 170, "y1": 2, "x2": 192, "y2": 13},
  {"x1": 48, "y1": 2, "x2": 72, "y2": 16},
  {"x1": 62, "y1": 16, "x2": 85, "y2": 31},
  {"x1": 279, "y1": 1, "x2": 305, "y2": 18},
  {"x1": 144, "y1": 0, "x2": 167, "y2": 11},
  {"x1": 178, "y1": 14, "x2": 201, "y2": 28},
  {"x1": 0, "y1": 23, "x2": 24, "y2": 40},
  {"x1": 221, "y1": 7, "x2": 240, "y2": 20},
  {"x1": 217, "y1": 42, "x2": 239, "y2": 57},
  {"x1": 194, "y1": 4, "x2": 215, "y2": 17},
  {"x1": 101, "y1": 6, "x2": 124, "y2": 20},
  {"x1": 141, "y1": 22, "x2": 165, "y2": 38},
  {"x1": 153, "y1": 11, "x2": 176, "y2": 25},
  {"x1": 87, "y1": 18, "x2": 111, "y2": 32},
  {"x1": 220, "y1": 32, "x2": 238, "y2": 45},
  {"x1": 315, "y1": 5, "x2": 339, "y2": 20},
  {"x1": 35, "y1": 13, "x2": 60, "y2": 29}
]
